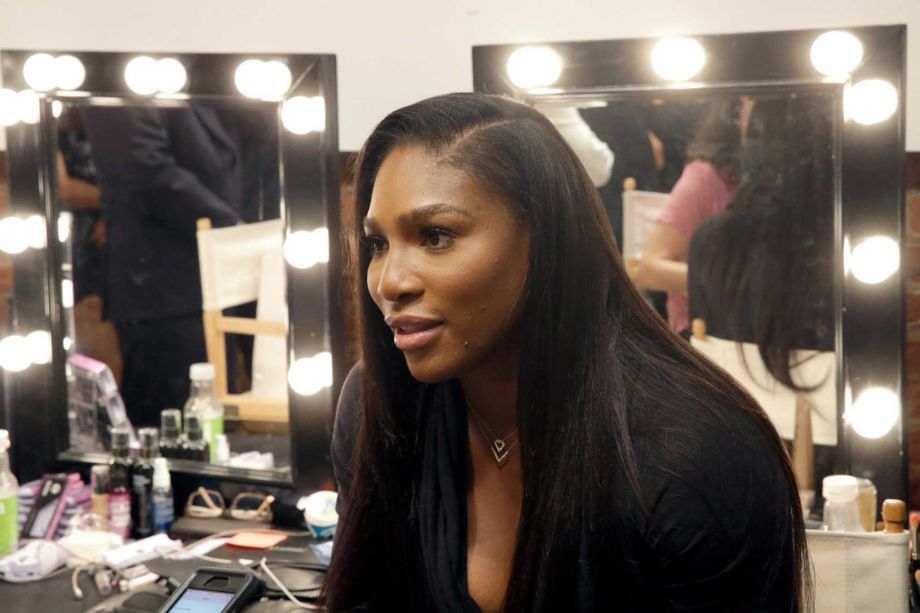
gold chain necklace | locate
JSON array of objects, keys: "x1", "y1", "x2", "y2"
[{"x1": 467, "y1": 401, "x2": 518, "y2": 467}]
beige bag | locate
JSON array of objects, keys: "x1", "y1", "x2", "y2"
[{"x1": 807, "y1": 529, "x2": 909, "y2": 612}]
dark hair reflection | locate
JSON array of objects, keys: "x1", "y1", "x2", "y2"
[
  {"x1": 689, "y1": 94, "x2": 835, "y2": 391},
  {"x1": 325, "y1": 92, "x2": 809, "y2": 610}
]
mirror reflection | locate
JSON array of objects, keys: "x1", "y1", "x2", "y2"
[
  {"x1": 539, "y1": 91, "x2": 836, "y2": 493},
  {"x1": 56, "y1": 100, "x2": 291, "y2": 472}
]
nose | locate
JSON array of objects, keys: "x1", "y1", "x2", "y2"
[{"x1": 372, "y1": 248, "x2": 423, "y2": 305}]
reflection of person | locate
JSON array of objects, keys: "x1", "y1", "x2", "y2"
[
  {"x1": 81, "y1": 105, "x2": 243, "y2": 426},
  {"x1": 324, "y1": 93, "x2": 807, "y2": 611},
  {"x1": 57, "y1": 108, "x2": 123, "y2": 384},
  {"x1": 631, "y1": 99, "x2": 751, "y2": 334},
  {"x1": 688, "y1": 96, "x2": 835, "y2": 481}
]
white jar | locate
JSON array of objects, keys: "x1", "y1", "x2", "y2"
[{"x1": 822, "y1": 475, "x2": 865, "y2": 532}]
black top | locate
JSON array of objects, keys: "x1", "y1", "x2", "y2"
[{"x1": 331, "y1": 364, "x2": 797, "y2": 611}]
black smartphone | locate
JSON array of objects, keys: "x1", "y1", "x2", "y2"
[{"x1": 157, "y1": 567, "x2": 262, "y2": 613}]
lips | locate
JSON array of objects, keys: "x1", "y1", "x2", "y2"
[{"x1": 385, "y1": 315, "x2": 444, "y2": 351}]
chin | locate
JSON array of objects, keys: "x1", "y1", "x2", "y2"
[{"x1": 402, "y1": 353, "x2": 460, "y2": 384}]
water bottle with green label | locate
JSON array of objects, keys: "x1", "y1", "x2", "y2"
[
  {"x1": 0, "y1": 429, "x2": 19, "y2": 556},
  {"x1": 183, "y1": 363, "x2": 224, "y2": 463}
]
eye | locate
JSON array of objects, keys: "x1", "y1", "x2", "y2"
[
  {"x1": 361, "y1": 235, "x2": 387, "y2": 257},
  {"x1": 421, "y1": 227, "x2": 454, "y2": 250}
]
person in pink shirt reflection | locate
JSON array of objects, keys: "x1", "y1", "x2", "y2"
[{"x1": 630, "y1": 97, "x2": 754, "y2": 335}]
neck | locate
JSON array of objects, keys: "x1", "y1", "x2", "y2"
[{"x1": 460, "y1": 360, "x2": 519, "y2": 438}]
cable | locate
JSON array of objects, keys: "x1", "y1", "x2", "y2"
[{"x1": 258, "y1": 557, "x2": 320, "y2": 611}]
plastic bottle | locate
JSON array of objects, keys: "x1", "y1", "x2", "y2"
[
  {"x1": 822, "y1": 475, "x2": 865, "y2": 532},
  {"x1": 151, "y1": 458, "x2": 174, "y2": 535},
  {"x1": 183, "y1": 363, "x2": 224, "y2": 463},
  {"x1": 90, "y1": 464, "x2": 110, "y2": 531},
  {"x1": 108, "y1": 428, "x2": 134, "y2": 539},
  {"x1": 0, "y1": 430, "x2": 19, "y2": 556},
  {"x1": 181, "y1": 414, "x2": 210, "y2": 462},
  {"x1": 131, "y1": 428, "x2": 158, "y2": 539},
  {"x1": 158, "y1": 409, "x2": 183, "y2": 459}
]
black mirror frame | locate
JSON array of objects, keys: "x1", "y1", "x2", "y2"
[
  {"x1": 0, "y1": 50, "x2": 346, "y2": 491},
  {"x1": 473, "y1": 25, "x2": 907, "y2": 502}
]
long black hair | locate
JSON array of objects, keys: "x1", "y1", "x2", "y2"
[
  {"x1": 323, "y1": 92, "x2": 810, "y2": 611},
  {"x1": 688, "y1": 93, "x2": 835, "y2": 391}
]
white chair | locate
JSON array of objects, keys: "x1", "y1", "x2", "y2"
[{"x1": 196, "y1": 217, "x2": 288, "y2": 423}]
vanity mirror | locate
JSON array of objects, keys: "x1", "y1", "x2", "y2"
[
  {"x1": 474, "y1": 25, "x2": 907, "y2": 503},
  {"x1": 0, "y1": 50, "x2": 345, "y2": 489}
]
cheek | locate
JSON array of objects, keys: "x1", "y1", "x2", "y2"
[{"x1": 365, "y1": 262, "x2": 383, "y2": 309}]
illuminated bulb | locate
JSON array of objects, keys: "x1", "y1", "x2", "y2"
[
  {"x1": 63, "y1": 336, "x2": 73, "y2": 351},
  {"x1": 51, "y1": 100, "x2": 63, "y2": 118},
  {"x1": 124, "y1": 56, "x2": 159, "y2": 95},
  {"x1": 506, "y1": 46, "x2": 563, "y2": 90},
  {"x1": 849, "y1": 235, "x2": 899, "y2": 284},
  {"x1": 61, "y1": 279, "x2": 74, "y2": 309},
  {"x1": 261, "y1": 60, "x2": 292, "y2": 99},
  {"x1": 0, "y1": 217, "x2": 29, "y2": 254},
  {"x1": 651, "y1": 37, "x2": 706, "y2": 81},
  {"x1": 846, "y1": 386, "x2": 899, "y2": 439},
  {"x1": 53, "y1": 55, "x2": 85, "y2": 90},
  {"x1": 22, "y1": 53, "x2": 57, "y2": 91},
  {"x1": 24, "y1": 215, "x2": 46, "y2": 249},
  {"x1": 234, "y1": 59, "x2": 267, "y2": 98},
  {"x1": 845, "y1": 79, "x2": 898, "y2": 125},
  {"x1": 0, "y1": 336, "x2": 31, "y2": 372},
  {"x1": 16, "y1": 90, "x2": 40, "y2": 124},
  {"x1": 288, "y1": 352, "x2": 333, "y2": 396},
  {"x1": 155, "y1": 58, "x2": 187, "y2": 94},
  {"x1": 0, "y1": 89, "x2": 18, "y2": 126},
  {"x1": 58, "y1": 213, "x2": 72, "y2": 243},
  {"x1": 281, "y1": 96, "x2": 325, "y2": 135},
  {"x1": 284, "y1": 227, "x2": 329, "y2": 269},
  {"x1": 25, "y1": 330, "x2": 52, "y2": 365},
  {"x1": 810, "y1": 31, "x2": 863, "y2": 77}
]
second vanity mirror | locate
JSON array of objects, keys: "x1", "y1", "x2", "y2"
[
  {"x1": 1, "y1": 51, "x2": 345, "y2": 489},
  {"x1": 474, "y1": 26, "x2": 906, "y2": 503}
]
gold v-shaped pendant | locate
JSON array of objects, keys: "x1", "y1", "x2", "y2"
[{"x1": 491, "y1": 438, "x2": 512, "y2": 467}]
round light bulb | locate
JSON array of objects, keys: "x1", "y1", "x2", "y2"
[
  {"x1": 849, "y1": 235, "x2": 899, "y2": 284},
  {"x1": 16, "y1": 90, "x2": 40, "y2": 124},
  {"x1": 261, "y1": 60, "x2": 292, "y2": 99},
  {"x1": 155, "y1": 58, "x2": 187, "y2": 94},
  {"x1": 234, "y1": 59, "x2": 267, "y2": 99},
  {"x1": 23, "y1": 53, "x2": 57, "y2": 92},
  {"x1": 53, "y1": 55, "x2": 86, "y2": 90},
  {"x1": 61, "y1": 279, "x2": 74, "y2": 309},
  {"x1": 810, "y1": 31, "x2": 863, "y2": 77},
  {"x1": 651, "y1": 37, "x2": 706, "y2": 81},
  {"x1": 51, "y1": 100, "x2": 63, "y2": 118},
  {"x1": 845, "y1": 79, "x2": 898, "y2": 125},
  {"x1": 283, "y1": 230, "x2": 317, "y2": 269},
  {"x1": 63, "y1": 336, "x2": 73, "y2": 351},
  {"x1": 24, "y1": 215, "x2": 46, "y2": 249},
  {"x1": 506, "y1": 46, "x2": 563, "y2": 90},
  {"x1": 0, "y1": 335, "x2": 31, "y2": 372},
  {"x1": 282, "y1": 96, "x2": 325, "y2": 135},
  {"x1": 25, "y1": 330, "x2": 52, "y2": 365},
  {"x1": 124, "y1": 56, "x2": 159, "y2": 95},
  {"x1": 0, "y1": 89, "x2": 19, "y2": 126},
  {"x1": 847, "y1": 386, "x2": 899, "y2": 439},
  {"x1": 288, "y1": 352, "x2": 333, "y2": 396},
  {"x1": 0, "y1": 217, "x2": 29, "y2": 254}
]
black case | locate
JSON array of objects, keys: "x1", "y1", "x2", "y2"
[{"x1": 157, "y1": 567, "x2": 262, "y2": 613}]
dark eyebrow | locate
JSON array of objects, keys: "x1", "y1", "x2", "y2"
[{"x1": 363, "y1": 203, "x2": 471, "y2": 232}]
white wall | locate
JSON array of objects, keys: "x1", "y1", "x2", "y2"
[{"x1": 0, "y1": 0, "x2": 918, "y2": 150}]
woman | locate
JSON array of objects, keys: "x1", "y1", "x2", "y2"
[
  {"x1": 324, "y1": 93, "x2": 808, "y2": 612},
  {"x1": 630, "y1": 97, "x2": 752, "y2": 335}
]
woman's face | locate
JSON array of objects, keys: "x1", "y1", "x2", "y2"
[{"x1": 364, "y1": 145, "x2": 530, "y2": 383}]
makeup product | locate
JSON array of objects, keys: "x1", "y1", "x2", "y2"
[
  {"x1": 882, "y1": 499, "x2": 906, "y2": 534},
  {"x1": 21, "y1": 473, "x2": 78, "y2": 539},
  {"x1": 158, "y1": 409, "x2": 183, "y2": 459},
  {"x1": 131, "y1": 428, "x2": 158, "y2": 538},
  {"x1": 821, "y1": 475, "x2": 863, "y2": 532},
  {"x1": 180, "y1": 414, "x2": 210, "y2": 462},
  {"x1": 108, "y1": 428, "x2": 134, "y2": 539},
  {"x1": 90, "y1": 464, "x2": 110, "y2": 530},
  {"x1": 0, "y1": 430, "x2": 18, "y2": 556},
  {"x1": 856, "y1": 478, "x2": 877, "y2": 533},
  {"x1": 151, "y1": 458, "x2": 174, "y2": 535},
  {"x1": 909, "y1": 512, "x2": 919, "y2": 556}
]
